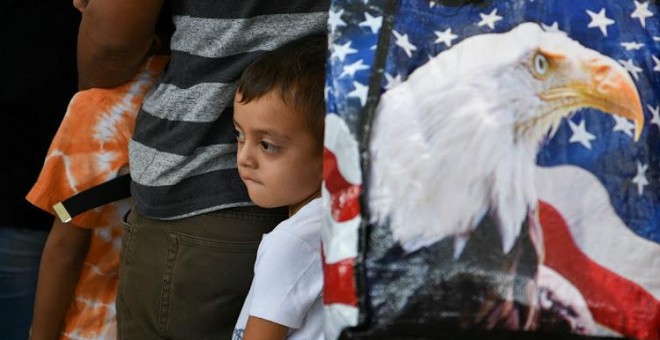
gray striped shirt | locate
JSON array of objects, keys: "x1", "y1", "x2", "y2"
[{"x1": 129, "y1": 1, "x2": 329, "y2": 219}]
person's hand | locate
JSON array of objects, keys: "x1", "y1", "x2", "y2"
[{"x1": 73, "y1": 0, "x2": 89, "y2": 12}]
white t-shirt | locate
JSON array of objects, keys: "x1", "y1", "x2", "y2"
[{"x1": 233, "y1": 198, "x2": 324, "y2": 340}]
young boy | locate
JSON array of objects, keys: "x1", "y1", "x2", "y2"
[{"x1": 232, "y1": 35, "x2": 327, "y2": 339}]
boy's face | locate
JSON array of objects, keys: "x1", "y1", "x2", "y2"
[{"x1": 233, "y1": 91, "x2": 322, "y2": 214}]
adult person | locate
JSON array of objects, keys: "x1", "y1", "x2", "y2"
[
  {"x1": 77, "y1": 2, "x2": 330, "y2": 339},
  {"x1": 29, "y1": 3, "x2": 172, "y2": 337},
  {"x1": 0, "y1": 1, "x2": 79, "y2": 339},
  {"x1": 28, "y1": 56, "x2": 168, "y2": 340}
]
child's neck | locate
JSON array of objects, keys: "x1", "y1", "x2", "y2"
[{"x1": 289, "y1": 188, "x2": 322, "y2": 216}]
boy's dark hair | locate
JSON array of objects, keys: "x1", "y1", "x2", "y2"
[{"x1": 236, "y1": 35, "x2": 327, "y2": 144}]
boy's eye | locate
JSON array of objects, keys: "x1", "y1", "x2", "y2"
[
  {"x1": 259, "y1": 141, "x2": 280, "y2": 153},
  {"x1": 235, "y1": 129, "x2": 245, "y2": 141}
]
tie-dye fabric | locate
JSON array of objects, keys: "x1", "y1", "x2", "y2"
[{"x1": 26, "y1": 56, "x2": 168, "y2": 340}]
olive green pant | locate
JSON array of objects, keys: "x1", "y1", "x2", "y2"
[{"x1": 117, "y1": 206, "x2": 287, "y2": 340}]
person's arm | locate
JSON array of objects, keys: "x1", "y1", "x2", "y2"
[
  {"x1": 30, "y1": 219, "x2": 92, "y2": 340},
  {"x1": 243, "y1": 316, "x2": 289, "y2": 340},
  {"x1": 77, "y1": 0, "x2": 163, "y2": 90}
]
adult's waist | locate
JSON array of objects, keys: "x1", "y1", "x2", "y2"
[{"x1": 130, "y1": 167, "x2": 252, "y2": 220}]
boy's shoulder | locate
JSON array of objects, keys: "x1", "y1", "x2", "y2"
[
  {"x1": 266, "y1": 198, "x2": 323, "y2": 251},
  {"x1": 252, "y1": 198, "x2": 323, "y2": 282}
]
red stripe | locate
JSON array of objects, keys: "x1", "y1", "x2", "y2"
[
  {"x1": 322, "y1": 249, "x2": 358, "y2": 306},
  {"x1": 539, "y1": 201, "x2": 660, "y2": 340},
  {"x1": 323, "y1": 148, "x2": 362, "y2": 222}
]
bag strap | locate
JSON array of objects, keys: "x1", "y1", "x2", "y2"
[{"x1": 52, "y1": 174, "x2": 132, "y2": 223}]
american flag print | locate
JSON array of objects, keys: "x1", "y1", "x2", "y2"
[{"x1": 322, "y1": 0, "x2": 659, "y2": 339}]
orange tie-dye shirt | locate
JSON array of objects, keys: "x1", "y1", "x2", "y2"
[{"x1": 26, "y1": 56, "x2": 168, "y2": 340}]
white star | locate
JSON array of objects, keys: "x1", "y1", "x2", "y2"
[
  {"x1": 655, "y1": 37, "x2": 660, "y2": 42},
  {"x1": 429, "y1": 1, "x2": 437, "y2": 8},
  {"x1": 587, "y1": 8, "x2": 615, "y2": 37},
  {"x1": 631, "y1": 162, "x2": 649, "y2": 195},
  {"x1": 384, "y1": 73, "x2": 402, "y2": 90},
  {"x1": 620, "y1": 41, "x2": 644, "y2": 51},
  {"x1": 612, "y1": 116, "x2": 636, "y2": 137},
  {"x1": 568, "y1": 119, "x2": 596, "y2": 149},
  {"x1": 434, "y1": 28, "x2": 458, "y2": 47},
  {"x1": 340, "y1": 59, "x2": 370, "y2": 78},
  {"x1": 652, "y1": 55, "x2": 660, "y2": 72},
  {"x1": 328, "y1": 8, "x2": 347, "y2": 33},
  {"x1": 648, "y1": 104, "x2": 660, "y2": 129},
  {"x1": 393, "y1": 30, "x2": 417, "y2": 58},
  {"x1": 541, "y1": 22, "x2": 560, "y2": 32},
  {"x1": 348, "y1": 81, "x2": 369, "y2": 107},
  {"x1": 425, "y1": 52, "x2": 435, "y2": 62},
  {"x1": 618, "y1": 59, "x2": 643, "y2": 81},
  {"x1": 331, "y1": 41, "x2": 357, "y2": 62},
  {"x1": 478, "y1": 8, "x2": 503, "y2": 30},
  {"x1": 631, "y1": 1, "x2": 654, "y2": 28},
  {"x1": 359, "y1": 12, "x2": 382, "y2": 34}
]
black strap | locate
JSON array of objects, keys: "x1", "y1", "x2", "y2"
[{"x1": 52, "y1": 174, "x2": 132, "y2": 222}]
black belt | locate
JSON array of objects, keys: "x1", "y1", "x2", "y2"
[{"x1": 52, "y1": 174, "x2": 132, "y2": 223}]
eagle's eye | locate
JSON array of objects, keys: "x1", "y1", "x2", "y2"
[{"x1": 532, "y1": 53, "x2": 549, "y2": 77}]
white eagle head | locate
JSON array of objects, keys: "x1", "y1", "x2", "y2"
[{"x1": 368, "y1": 22, "x2": 643, "y2": 256}]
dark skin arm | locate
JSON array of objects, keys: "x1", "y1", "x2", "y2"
[
  {"x1": 243, "y1": 316, "x2": 289, "y2": 340},
  {"x1": 30, "y1": 219, "x2": 91, "y2": 340},
  {"x1": 77, "y1": 0, "x2": 163, "y2": 90}
]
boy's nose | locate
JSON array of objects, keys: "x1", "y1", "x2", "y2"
[{"x1": 237, "y1": 143, "x2": 256, "y2": 169}]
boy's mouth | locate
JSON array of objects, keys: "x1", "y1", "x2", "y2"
[{"x1": 239, "y1": 172, "x2": 261, "y2": 185}]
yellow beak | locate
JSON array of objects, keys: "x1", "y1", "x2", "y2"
[
  {"x1": 542, "y1": 55, "x2": 645, "y2": 141},
  {"x1": 585, "y1": 57, "x2": 644, "y2": 140}
]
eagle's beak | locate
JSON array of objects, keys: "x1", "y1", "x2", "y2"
[
  {"x1": 541, "y1": 55, "x2": 645, "y2": 141},
  {"x1": 583, "y1": 57, "x2": 644, "y2": 141}
]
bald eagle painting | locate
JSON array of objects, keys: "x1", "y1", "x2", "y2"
[{"x1": 365, "y1": 22, "x2": 644, "y2": 333}]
